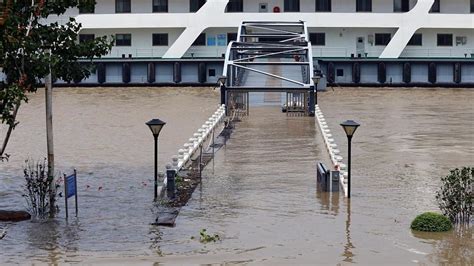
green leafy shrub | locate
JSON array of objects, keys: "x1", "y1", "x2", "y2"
[
  {"x1": 191, "y1": 229, "x2": 220, "y2": 243},
  {"x1": 436, "y1": 167, "x2": 473, "y2": 224},
  {"x1": 411, "y1": 212, "x2": 452, "y2": 232}
]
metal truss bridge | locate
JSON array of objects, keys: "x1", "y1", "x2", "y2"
[{"x1": 219, "y1": 21, "x2": 317, "y2": 116}]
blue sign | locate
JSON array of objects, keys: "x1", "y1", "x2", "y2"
[{"x1": 66, "y1": 174, "x2": 76, "y2": 198}]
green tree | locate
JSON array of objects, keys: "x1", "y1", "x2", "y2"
[
  {"x1": 436, "y1": 167, "x2": 473, "y2": 224},
  {"x1": 0, "y1": 0, "x2": 112, "y2": 161}
]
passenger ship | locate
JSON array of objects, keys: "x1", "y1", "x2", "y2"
[{"x1": 51, "y1": 1, "x2": 474, "y2": 87}]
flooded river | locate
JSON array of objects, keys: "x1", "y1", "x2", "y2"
[{"x1": 0, "y1": 87, "x2": 473, "y2": 264}]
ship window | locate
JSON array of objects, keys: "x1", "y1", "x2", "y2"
[
  {"x1": 79, "y1": 1, "x2": 95, "y2": 14},
  {"x1": 394, "y1": 0, "x2": 409, "y2": 12},
  {"x1": 284, "y1": 0, "x2": 300, "y2": 12},
  {"x1": 316, "y1": 0, "x2": 331, "y2": 12},
  {"x1": 79, "y1": 34, "x2": 95, "y2": 43},
  {"x1": 337, "y1": 69, "x2": 344, "y2": 77},
  {"x1": 375, "y1": 33, "x2": 391, "y2": 45},
  {"x1": 192, "y1": 33, "x2": 206, "y2": 46},
  {"x1": 437, "y1": 34, "x2": 453, "y2": 46},
  {"x1": 208, "y1": 69, "x2": 216, "y2": 77},
  {"x1": 115, "y1": 0, "x2": 131, "y2": 13},
  {"x1": 407, "y1": 34, "x2": 422, "y2": 46},
  {"x1": 152, "y1": 33, "x2": 169, "y2": 46},
  {"x1": 227, "y1": 33, "x2": 237, "y2": 44},
  {"x1": 116, "y1": 34, "x2": 132, "y2": 46},
  {"x1": 430, "y1": 0, "x2": 440, "y2": 12},
  {"x1": 226, "y1": 0, "x2": 243, "y2": 12},
  {"x1": 356, "y1": 0, "x2": 372, "y2": 12},
  {"x1": 153, "y1": 0, "x2": 168, "y2": 12},
  {"x1": 310, "y1": 33, "x2": 326, "y2": 46},
  {"x1": 190, "y1": 0, "x2": 206, "y2": 12},
  {"x1": 471, "y1": 0, "x2": 474, "y2": 13}
]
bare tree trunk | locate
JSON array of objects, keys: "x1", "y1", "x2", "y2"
[
  {"x1": 0, "y1": 102, "x2": 20, "y2": 160},
  {"x1": 45, "y1": 64, "x2": 55, "y2": 218}
]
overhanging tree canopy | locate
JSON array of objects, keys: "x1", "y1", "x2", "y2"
[{"x1": 0, "y1": 0, "x2": 112, "y2": 160}]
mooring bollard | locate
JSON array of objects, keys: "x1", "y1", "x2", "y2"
[{"x1": 166, "y1": 164, "x2": 176, "y2": 199}]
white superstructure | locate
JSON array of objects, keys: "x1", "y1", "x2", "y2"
[
  {"x1": 42, "y1": 0, "x2": 474, "y2": 86},
  {"x1": 56, "y1": 0, "x2": 474, "y2": 59}
]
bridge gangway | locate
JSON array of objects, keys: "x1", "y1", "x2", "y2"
[{"x1": 220, "y1": 21, "x2": 318, "y2": 116}]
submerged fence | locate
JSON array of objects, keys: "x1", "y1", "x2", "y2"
[
  {"x1": 157, "y1": 105, "x2": 226, "y2": 198},
  {"x1": 315, "y1": 105, "x2": 349, "y2": 197}
]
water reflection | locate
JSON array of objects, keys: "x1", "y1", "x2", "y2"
[
  {"x1": 149, "y1": 225, "x2": 163, "y2": 256},
  {"x1": 26, "y1": 220, "x2": 61, "y2": 264},
  {"x1": 413, "y1": 226, "x2": 473, "y2": 265},
  {"x1": 343, "y1": 199, "x2": 354, "y2": 263},
  {"x1": 316, "y1": 188, "x2": 340, "y2": 216}
]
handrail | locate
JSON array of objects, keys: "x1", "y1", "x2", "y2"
[{"x1": 158, "y1": 104, "x2": 226, "y2": 198}]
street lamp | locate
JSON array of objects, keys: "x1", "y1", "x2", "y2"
[
  {"x1": 312, "y1": 71, "x2": 322, "y2": 105},
  {"x1": 340, "y1": 120, "x2": 360, "y2": 198},
  {"x1": 146, "y1": 118, "x2": 166, "y2": 201},
  {"x1": 217, "y1": 75, "x2": 227, "y2": 107}
]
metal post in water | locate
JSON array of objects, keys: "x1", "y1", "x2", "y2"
[
  {"x1": 308, "y1": 86, "x2": 315, "y2": 116},
  {"x1": 199, "y1": 144, "x2": 203, "y2": 179},
  {"x1": 212, "y1": 129, "x2": 215, "y2": 173},
  {"x1": 74, "y1": 169, "x2": 78, "y2": 217},
  {"x1": 347, "y1": 136, "x2": 352, "y2": 198},
  {"x1": 64, "y1": 174, "x2": 68, "y2": 219},
  {"x1": 154, "y1": 134, "x2": 158, "y2": 200}
]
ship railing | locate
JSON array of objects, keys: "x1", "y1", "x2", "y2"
[{"x1": 102, "y1": 47, "x2": 228, "y2": 59}]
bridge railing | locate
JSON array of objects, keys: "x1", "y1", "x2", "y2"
[{"x1": 158, "y1": 105, "x2": 226, "y2": 198}]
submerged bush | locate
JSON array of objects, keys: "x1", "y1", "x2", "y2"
[
  {"x1": 436, "y1": 167, "x2": 473, "y2": 224},
  {"x1": 411, "y1": 212, "x2": 452, "y2": 232},
  {"x1": 22, "y1": 159, "x2": 60, "y2": 219}
]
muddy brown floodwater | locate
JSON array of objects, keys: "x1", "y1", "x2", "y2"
[{"x1": 0, "y1": 87, "x2": 473, "y2": 265}]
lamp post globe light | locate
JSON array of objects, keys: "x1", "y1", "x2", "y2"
[
  {"x1": 312, "y1": 71, "x2": 322, "y2": 105},
  {"x1": 340, "y1": 120, "x2": 360, "y2": 198},
  {"x1": 146, "y1": 118, "x2": 166, "y2": 201}
]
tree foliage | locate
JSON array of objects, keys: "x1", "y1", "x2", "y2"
[
  {"x1": 436, "y1": 167, "x2": 473, "y2": 224},
  {"x1": 0, "y1": 0, "x2": 112, "y2": 160}
]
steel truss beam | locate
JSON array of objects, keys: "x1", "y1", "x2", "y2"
[{"x1": 223, "y1": 21, "x2": 315, "y2": 90}]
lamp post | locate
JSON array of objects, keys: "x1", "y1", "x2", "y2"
[
  {"x1": 146, "y1": 118, "x2": 166, "y2": 201},
  {"x1": 312, "y1": 71, "x2": 322, "y2": 105},
  {"x1": 217, "y1": 76, "x2": 227, "y2": 106},
  {"x1": 340, "y1": 120, "x2": 360, "y2": 198}
]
